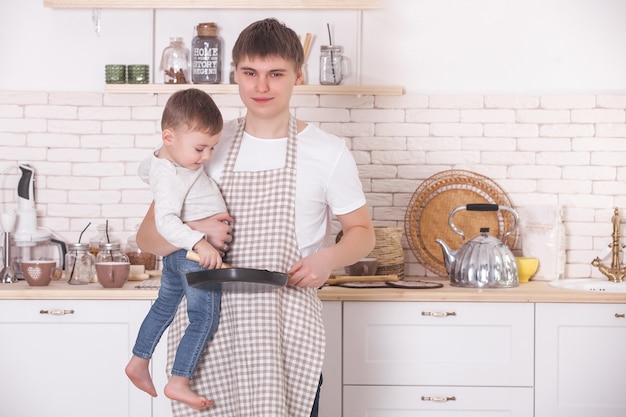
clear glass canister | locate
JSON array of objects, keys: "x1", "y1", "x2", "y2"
[
  {"x1": 160, "y1": 37, "x2": 190, "y2": 84},
  {"x1": 319, "y1": 45, "x2": 344, "y2": 85},
  {"x1": 65, "y1": 243, "x2": 95, "y2": 285},
  {"x1": 89, "y1": 224, "x2": 109, "y2": 257},
  {"x1": 192, "y1": 22, "x2": 222, "y2": 84},
  {"x1": 126, "y1": 232, "x2": 156, "y2": 271},
  {"x1": 96, "y1": 242, "x2": 129, "y2": 263}
]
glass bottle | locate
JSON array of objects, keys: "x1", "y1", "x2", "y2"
[
  {"x1": 160, "y1": 37, "x2": 190, "y2": 84},
  {"x1": 126, "y1": 230, "x2": 156, "y2": 271},
  {"x1": 65, "y1": 243, "x2": 95, "y2": 285},
  {"x1": 192, "y1": 22, "x2": 223, "y2": 84},
  {"x1": 96, "y1": 242, "x2": 129, "y2": 264},
  {"x1": 319, "y1": 45, "x2": 344, "y2": 85},
  {"x1": 89, "y1": 224, "x2": 109, "y2": 257}
]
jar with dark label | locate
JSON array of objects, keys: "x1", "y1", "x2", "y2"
[{"x1": 192, "y1": 22, "x2": 222, "y2": 84}]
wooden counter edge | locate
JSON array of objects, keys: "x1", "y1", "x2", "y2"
[{"x1": 0, "y1": 279, "x2": 624, "y2": 303}]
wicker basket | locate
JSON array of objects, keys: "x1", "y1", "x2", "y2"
[
  {"x1": 336, "y1": 226, "x2": 405, "y2": 279},
  {"x1": 369, "y1": 227, "x2": 405, "y2": 279},
  {"x1": 404, "y1": 170, "x2": 517, "y2": 277}
]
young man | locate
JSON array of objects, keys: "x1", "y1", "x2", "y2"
[{"x1": 137, "y1": 18, "x2": 375, "y2": 416}]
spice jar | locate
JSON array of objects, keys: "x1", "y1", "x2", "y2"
[
  {"x1": 319, "y1": 45, "x2": 345, "y2": 85},
  {"x1": 65, "y1": 243, "x2": 95, "y2": 285},
  {"x1": 192, "y1": 22, "x2": 223, "y2": 84},
  {"x1": 160, "y1": 37, "x2": 190, "y2": 84},
  {"x1": 126, "y1": 231, "x2": 156, "y2": 271}
]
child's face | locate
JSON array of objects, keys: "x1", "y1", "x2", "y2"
[
  {"x1": 162, "y1": 128, "x2": 220, "y2": 171},
  {"x1": 234, "y1": 54, "x2": 303, "y2": 119}
]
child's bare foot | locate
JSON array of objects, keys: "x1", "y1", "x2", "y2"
[
  {"x1": 125, "y1": 356, "x2": 157, "y2": 397},
  {"x1": 164, "y1": 375, "x2": 213, "y2": 410}
]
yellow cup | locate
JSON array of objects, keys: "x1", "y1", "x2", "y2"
[{"x1": 516, "y1": 257, "x2": 539, "y2": 283}]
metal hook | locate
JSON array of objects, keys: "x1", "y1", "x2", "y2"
[{"x1": 92, "y1": 8, "x2": 101, "y2": 34}]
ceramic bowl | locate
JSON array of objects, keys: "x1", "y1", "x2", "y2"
[
  {"x1": 345, "y1": 257, "x2": 378, "y2": 276},
  {"x1": 516, "y1": 257, "x2": 539, "y2": 283}
]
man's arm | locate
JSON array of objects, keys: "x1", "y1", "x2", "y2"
[
  {"x1": 136, "y1": 201, "x2": 234, "y2": 257},
  {"x1": 287, "y1": 205, "x2": 375, "y2": 288}
]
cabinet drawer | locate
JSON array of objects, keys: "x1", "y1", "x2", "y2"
[
  {"x1": 344, "y1": 301, "x2": 534, "y2": 386},
  {"x1": 344, "y1": 385, "x2": 533, "y2": 416}
]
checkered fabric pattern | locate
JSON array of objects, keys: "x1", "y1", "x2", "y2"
[{"x1": 166, "y1": 116, "x2": 325, "y2": 416}]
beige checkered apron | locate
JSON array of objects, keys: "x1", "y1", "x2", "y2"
[{"x1": 166, "y1": 116, "x2": 325, "y2": 417}]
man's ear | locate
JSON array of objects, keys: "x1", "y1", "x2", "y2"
[{"x1": 295, "y1": 69, "x2": 304, "y2": 86}]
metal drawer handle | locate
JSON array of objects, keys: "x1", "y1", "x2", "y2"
[
  {"x1": 421, "y1": 311, "x2": 456, "y2": 317},
  {"x1": 40, "y1": 309, "x2": 75, "y2": 316},
  {"x1": 616, "y1": 313, "x2": 625, "y2": 318},
  {"x1": 421, "y1": 395, "x2": 456, "y2": 402}
]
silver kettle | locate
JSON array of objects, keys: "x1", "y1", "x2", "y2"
[{"x1": 435, "y1": 204, "x2": 519, "y2": 288}]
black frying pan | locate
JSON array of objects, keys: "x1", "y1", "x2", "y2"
[{"x1": 185, "y1": 251, "x2": 288, "y2": 292}]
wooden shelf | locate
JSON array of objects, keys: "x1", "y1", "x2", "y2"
[
  {"x1": 44, "y1": 0, "x2": 384, "y2": 9},
  {"x1": 104, "y1": 83, "x2": 404, "y2": 96}
]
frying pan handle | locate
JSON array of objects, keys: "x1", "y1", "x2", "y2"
[{"x1": 185, "y1": 250, "x2": 231, "y2": 269}]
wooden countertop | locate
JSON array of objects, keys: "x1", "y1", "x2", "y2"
[{"x1": 1, "y1": 278, "x2": 624, "y2": 304}]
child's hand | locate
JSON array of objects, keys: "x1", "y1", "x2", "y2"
[{"x1": 193, "y1": 239, "x2": 223, "y2": 269}]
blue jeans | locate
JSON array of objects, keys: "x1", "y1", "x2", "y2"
[{"x1": 132, "y1": 249, "x2": 221, "y2": 379}]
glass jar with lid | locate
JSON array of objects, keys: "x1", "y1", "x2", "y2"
[
  {"x1": 192, "y1": 22, "x2": 223, "y2": 84},
  {"x1": 126, "y1": 229, "x2": 156, "y2": 271},
  {"x1": 65, "y1": 243, "x2": 95, "y2": 285},
  {"x1": 160, "y1": 37, "x2": 190, "y2": 84},
  {"x1": 319, "y1": 45, "x2": 346, "y2": 85},
  {"x1": 96, "y1": 242, "x2": 129, "y2": 264}
]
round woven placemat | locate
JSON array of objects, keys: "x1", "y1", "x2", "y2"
[{"x1": 404, "y1": 170, "x2": 518, "y2": 277}]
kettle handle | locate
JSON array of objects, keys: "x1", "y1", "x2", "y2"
[{"x1": 448, "y1": 204, "x2": 519, "y2": 243}]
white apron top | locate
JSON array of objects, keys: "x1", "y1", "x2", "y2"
[{"x1": 166, "y1": 116, "x2": 325, "y2": 417}]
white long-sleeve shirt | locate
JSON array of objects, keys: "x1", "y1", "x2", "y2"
[{"x1": 139, "y1": 152, "x2": 227, "y2": 251}]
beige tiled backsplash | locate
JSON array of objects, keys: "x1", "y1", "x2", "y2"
[{"x1": 1, "y1": 91, "x2": 625, "y2": 279}]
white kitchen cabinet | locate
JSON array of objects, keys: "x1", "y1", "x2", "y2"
[
  {"x1": 0, "y1": 299, "x2": 152, "y2": 417},
  {"x1": 319, "y1": 300, "x2": 342, "y2": 417},
  {"x1": 535, "y1": 303, "x2": 626, "y2": 417},
  {"x1": 343, "y1": 301, "x2": 534, "y2": 416}
]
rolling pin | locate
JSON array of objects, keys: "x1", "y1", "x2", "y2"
[{"x1": 325, "y1": 274, "x2": 398, "y2": 286}]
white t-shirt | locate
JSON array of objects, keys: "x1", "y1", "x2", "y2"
[{"x1": 208, "y1": 119, "x2": 366, "y2": 257}]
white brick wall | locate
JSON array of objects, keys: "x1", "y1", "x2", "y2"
[{"x1": 1, "y1": 91, "x2": 626, "y2": 280}]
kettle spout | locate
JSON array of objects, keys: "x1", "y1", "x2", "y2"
[{"x1": 435, "y1": 239, "x2": 456, "y2": 276}]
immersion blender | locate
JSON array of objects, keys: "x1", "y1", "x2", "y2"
[{"x1": 0, "y1": 211, "x2": 17, "y2": 283}]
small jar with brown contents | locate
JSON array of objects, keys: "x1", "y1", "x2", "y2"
[
  {"x1": 126, "y1": 231, "x2": 157, "y2": 271},
  {"x1": 160, "y1": 37, "x2": 190, "y2": 84}
]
